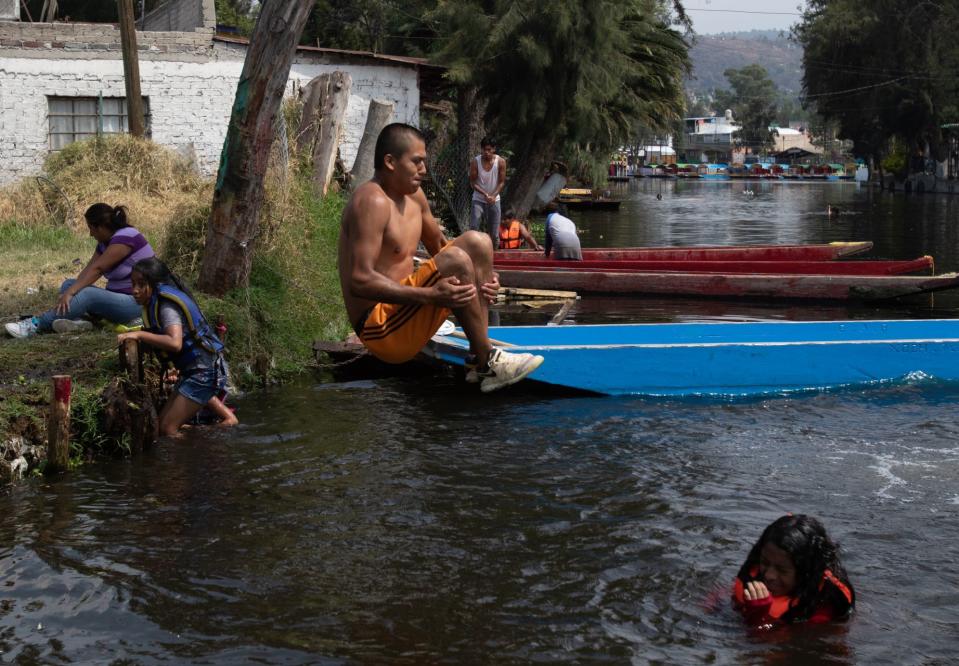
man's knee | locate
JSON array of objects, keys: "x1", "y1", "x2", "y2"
[
  {"x1": 436, "y1": 245, "x2": 474, "y2": 278},
  {"x1": 457, "y1": 230, "x2": 493, "y2": 258},
  {"x1": 59, "y1": 278, "x2": 77, "y2": 293}
]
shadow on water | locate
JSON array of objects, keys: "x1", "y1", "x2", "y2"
[{"x1": 3, "y1": 181, "x2": 959, "y2": 662}]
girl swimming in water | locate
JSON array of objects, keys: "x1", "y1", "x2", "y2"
[
  {"x1": 118, "y1": 257, "x2": 237, "y2": 436},
  {"x1": 733, "y1": 514, "x2": 855, "y2": 625}
]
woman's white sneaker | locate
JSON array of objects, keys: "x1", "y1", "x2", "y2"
[
  {"x1": 5, "y1": 318, "x2": 39, "y2": 338},
  {"x1": 52, "y1": 319, "x2": 94, "y2": 334}
]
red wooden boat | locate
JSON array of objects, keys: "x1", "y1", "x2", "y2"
[
  {"x1": 495, "y1": 268, "x2": 959, "y2": 301},
  {"x1": 494, "y1": 256, "x2": 933, "y2": 276},
  {"x1": 494, "y1": 241, "x2": 873, "y2": 262}
]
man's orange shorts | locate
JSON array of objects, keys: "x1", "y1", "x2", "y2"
[{"x1": 356, "y1": 257, "x2": 452, "y2": 364}]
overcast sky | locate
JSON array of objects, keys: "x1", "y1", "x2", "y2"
[{"x1": 683, "y1": 0, "x2": 806, "y2": 35}]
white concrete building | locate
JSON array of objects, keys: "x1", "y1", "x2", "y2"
[{"x1": 0, "y1": 0, "x2": 428, "y2": 186}]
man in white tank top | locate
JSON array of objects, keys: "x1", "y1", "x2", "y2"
[{"x1": 469, "y1": 136, "x2": 507, "y2": 244}]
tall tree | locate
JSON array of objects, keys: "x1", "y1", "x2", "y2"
[
  {"x1": 304, "y1": 0, "x2": 439, "y2": 56},
  {"x1": 713, "y1": 64, "x2": 778, "y2": 155},
  {"x1": 795, "y1": 0, "x2": 959, "y2": 165},
  {"x1": 431, "y1": 0, "x2": 690, "y2": 217},
  {"x1": 197, "y1": 0, "x2": 316, "y2": 296}
]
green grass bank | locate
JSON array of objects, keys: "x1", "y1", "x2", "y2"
[{"x1": 0, "y1": 135, "x2": 350, "y2": 475}]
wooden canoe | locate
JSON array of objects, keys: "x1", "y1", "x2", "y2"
[
  {"x1": 494, "y1": 256, "x2": 933, "y2": 276},
  {"x1": 495, "y1": 268, "x2": 959, "y2": 301},
  {"x1": 496, "y1": 241, "x2": 874, "y2": 262},
  {"x1": 424, "y1": 319, "x2": 959, "y2": 396}
]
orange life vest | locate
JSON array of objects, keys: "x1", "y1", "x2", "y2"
[
  {"x1": 733, "y1": 566, "x2": 854, "y2": 623},
  {"x1": 499, "y1": 219, "x2": 523, "y2": 249}
]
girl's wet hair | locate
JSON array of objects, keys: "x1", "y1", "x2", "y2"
[
  {"x1": 738, "y1": 514, "x2": 854, "y2": 622},
  {"x1": 84, "y1": 203, "x2": 129, "y2": 232},
  {"x1": 132, "y1": 257, "x2": 195, "y2": 301}
]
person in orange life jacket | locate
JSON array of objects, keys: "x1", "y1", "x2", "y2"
[
  {"x1": 733, "y1": 514, "x2": 855, "y2": 626},
  {"x1": 498, "y1": 208, "x2": 543, "y2": 251},
  {"x1": 117, "y1": 258, "x2": 238, "y2": 437}
]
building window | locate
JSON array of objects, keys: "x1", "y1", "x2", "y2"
[{"x1": 47, "y1": 96, "x2": 151, "y2": 150}]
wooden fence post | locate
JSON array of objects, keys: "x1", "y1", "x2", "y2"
[
  {"x1": 349, "y1": 99, "x2": 394, "y2": 187},
  {"x1": 119, "y1": 338, "x2": 142, "y2": 383},
  {"x1": 309, "y1": 71, "x2": 352, "y2": 197},
  {"x1": 46, "y1": 375, "x2": 71, "y2": 473}
]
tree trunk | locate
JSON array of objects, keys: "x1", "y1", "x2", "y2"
[
  {"x1": 310, "y1": 72, "x2": 352, "y2": 198},
  {"x1": 458, "y1": 85, "x2": 487, "y2": 159},
  {"x1": 506, "y1": 132, "x2": 558, "y2": 220},
  {"x1": 295, "y1": 78, "x2": 324, "y2": 156},
  {"x1": 350, "y1": 99, "x2": 394, "y2": 187},
  {"x1": 197, "y1": 0, "x2": 315, "y2": 296},
  {"x1": 118, "y1": 0, "x2": 145, "y2": 137}
]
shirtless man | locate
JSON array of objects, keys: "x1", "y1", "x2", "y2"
[{"x1": 338, "y1": 123, "x2": 543, "y2": 393}]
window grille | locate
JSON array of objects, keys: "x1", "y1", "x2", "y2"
[{"x1": 47, "y1": 96, "x2": 151, "y2": 150}]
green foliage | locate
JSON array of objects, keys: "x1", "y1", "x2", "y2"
[
  {"x1": 881, "y1": 142, "x2": 908, "y2": 178},
  {"x1": 794, "y1": 0, "x2": 959, "y2": 162},
  {"x1": 713, "y1": 64, "x2": 778, "y2": 153},
  {"x1": 304, "y1": 0, "x2": 438, "y2": 55},
  {"x1": 70, "y1": 384, "x2": 116, "y2": 459},
  {"x1": 215, "y1": 0, "x2": 257, "y2": 35},
  {"x1": 0, "y1": 225, "x2": 76, "y2": 252}
]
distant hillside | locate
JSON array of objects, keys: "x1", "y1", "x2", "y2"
[{"x1": 687, "y1": 30, "x2": 804, "y2": 99}]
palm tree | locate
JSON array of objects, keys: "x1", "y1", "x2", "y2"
[{"x1": 432, "y1": 0, "x2": 690, "y2": 216}]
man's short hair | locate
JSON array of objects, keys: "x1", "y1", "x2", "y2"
[
  {"x1": 374, "y1": 123, "x2": 426, "y2": 170},
  {"x1": 480, "y1": 136, "x2": 496, "y2": 148}
]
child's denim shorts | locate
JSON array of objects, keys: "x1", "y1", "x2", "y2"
[{"x1": 175, "y1": 356, "x2": 229, "y2": 405}]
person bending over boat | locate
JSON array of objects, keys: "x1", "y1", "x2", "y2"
[
  {"x1": 339, "y1": 123, "x2": 543, "y2": 393},
  {"x1": 733, "y1": 514, "x2": 855, "y2": 627},
  {"x1": 542, "y1": 202, "x2": 583, "y2": 260},
  {"x1": 118, "y1": 258, "x2": 237, "y2": 436},
  {"x1": 5, "y1": 203, "x2": 154, "y2": 338},
  {"x1": 499, "y1": 208, "x2": 543, "y2": 251}
]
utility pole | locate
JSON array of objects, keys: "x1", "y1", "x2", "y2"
[{"x1": 118, "y1": 0, "x2": 145, "y2": 137}]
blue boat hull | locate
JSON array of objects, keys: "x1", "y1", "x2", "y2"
[{"x1": 423, "y1": 319, "x2": 959, "y2": 397}]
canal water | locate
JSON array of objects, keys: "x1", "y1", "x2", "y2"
[{"x1": 3, "y1": 180, "x2": 959, "y2": 663}]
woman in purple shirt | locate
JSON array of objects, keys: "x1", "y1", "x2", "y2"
[{"x1": 5, "y1": 203, "x2": 155, "y2": 338}]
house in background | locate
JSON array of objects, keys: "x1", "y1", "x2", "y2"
[
  {"x1": 0, "y1": 0, "x2": 432, "y2": 186},
  {"x1": 681, "y1": 111, "x2": 741, "y2": 164}
]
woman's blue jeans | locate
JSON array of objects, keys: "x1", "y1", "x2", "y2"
[{"x1": 35, "y1": 279, "x2": 142, "y2": 332}]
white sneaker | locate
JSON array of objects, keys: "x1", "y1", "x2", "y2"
[
  {"x1": 52, "y1": 318, "x2": 94, "y2": 334},
  {"x1": 5, "y1": 318, "x2": 39, "y2": 338},
  {"x1": 464, "y1": 354, "x2": 480, "y2": 383},
  {"x1": 478, "y1": 348, "x2": 544, "y2": 393}
]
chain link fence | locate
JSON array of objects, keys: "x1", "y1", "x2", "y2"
[{"x1": 424, "y1": 134, "x2": 472, "y2": 236}]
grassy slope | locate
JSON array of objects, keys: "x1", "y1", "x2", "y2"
[{"x1": 0, "y1": 135, "x2": 349, "y2": 460}]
